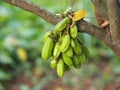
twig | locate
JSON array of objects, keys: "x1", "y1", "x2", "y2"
[{"x1": 4, "y1": 0, "x2": 62, "y2": 24}]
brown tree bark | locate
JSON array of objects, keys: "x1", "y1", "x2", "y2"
[
  {"x1": 92, "y1": 0, "x2": 120, "y2": 57},
  {"x1": 3, "y1": 0, "x2": 120, "y2": 58}
]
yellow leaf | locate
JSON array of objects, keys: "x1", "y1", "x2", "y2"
[
  {"x1": 72, "y1": 9, "x2": 86, "y2": 22},
  {"x1": 16, "y1": 47, "x2": 27, "y2": 62}
]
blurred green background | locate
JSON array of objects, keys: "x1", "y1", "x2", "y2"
[{"x1": 0, "y1": 0, "x2": 120, "y2": 90}]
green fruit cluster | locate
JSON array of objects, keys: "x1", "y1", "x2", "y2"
[{"x1": 42, "y1": 14, "x2": 89, "y2": 78}]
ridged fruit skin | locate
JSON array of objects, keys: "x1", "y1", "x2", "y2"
[
  {"x1": 42, "y1": 37, "x2": 54, "y2": 60},
  {"x1": 62, "y1": 53, "x2": 73, "y2": 67},
  {"x1": 55, "y1": 17, "x2": 71, "y2": 32},
  {"x1": 70, "y1": 25, "x2": 78, "y2": 38},
  {"x1": 79, "y1": 53, "x2": 86, "y2": 64},
  {"x1": 44, "y1": 31, "x2": 51, "y2": 42},
  {"x1": 71, "y1": 39, "x2": 76, "y2": 47},
  {"x1": 65, "y1": 46, "x2": 73, "y2": 57},
  {"x1": 60, "y1": 34, "x2": 70, "y2": 52},
  {"x1": 53, "y1": 42, "x2": 60, "y2": 58},
  {"x1": 50, "y1": 59, "x2": 57, "y2": 69},
  {"x1": 57, "y1": 59, "x2": 65, "y2": 77},
  {"x1": 82, "y1": 46, "x2": 89, "y2": 58},
  {"x1": 72, "y1": 55, "x2": 81, "y2": 69},
  {"x1": 76, "y1": 34, "x2": 84, "y2": 44},
  {"x1": 73, "y1": 39, "x2": 82, "y2": 55}
]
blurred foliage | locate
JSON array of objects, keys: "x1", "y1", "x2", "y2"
[{"x1": 0, "y1": 0, "x2": 120, "y2": 90}]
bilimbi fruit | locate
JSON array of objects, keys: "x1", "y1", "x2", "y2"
[{"x1": 42, "y1": 8, "x2": 89, "y2": 77}]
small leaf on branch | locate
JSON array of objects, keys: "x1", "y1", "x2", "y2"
[{"x1": 72, "y1": 9, "x2": 86, "y2": 22}]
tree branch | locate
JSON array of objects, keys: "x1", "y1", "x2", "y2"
[
  {"x1": 91, "y1": 0, "x2": 109, "y2": 25},
  {"x1": 76, "y1": 20, "x2": 106, "y2": 41},
  {"x1": 3, "y1": 0, "x2": 105, "y2": 41},
  {"x1": 3, "y1": 0, "x2": 120, "y2": 57},
  {"x1": 106, "y1": 0, "x2": 120, "y2": 44},
  {"x1": 4, "y1": 0, "x2": 62, "y2": 25}
]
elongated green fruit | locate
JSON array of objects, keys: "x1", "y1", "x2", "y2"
[
  {"x1": 55, "y1": 17, "x2": 71, "y2": 32},
  {"x1": 79, "y1": 54, "x2": 86, "y2": 64},
  {"x1": 71, "y1": 39, "x2": 76, "y2": 47},
  {"x1": 82, "y1": 46, "x2": 89, "y2": 58},
  {"x1": 65, "y1": 46, "x2": 73, "y2": 57},
  {"x1": 70, "y1": 25, "x2": 78, "y2": 38},
  {"x1": 60, "y1": 34, "x2": 70, "y2": 52},
  {"x1": 57, "y1": 59, "x2": 65, "y2": 77},
  {"x1": 50, "y1": 59, "x2": 57, "y2": 69},
  {"x1": 53, "y1": 42, "x2": 60, "y2": 57},
  {"x1": 62, "y1": 53, "x2": 73, "y2": 67},
  {"x1": 76, "y1": 34, "x2": 84, "y2": 44},
  {"x1": 44, "y1": 31, "x2": 52, "y2": 42},
  {"x1": 73, "y1": 39, "x2": 82, "y2": 55},
  {"x1": 42, "y1": 37, "x2": 54, "y2": 60},
  {"x1": 72, "y1": 55, "x2": 81, "y2": 69}
]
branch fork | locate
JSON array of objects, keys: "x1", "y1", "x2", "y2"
[{"x1": 3, "y1": 0, "x2": 120, "y2": 57}]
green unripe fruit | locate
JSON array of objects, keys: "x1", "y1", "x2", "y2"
[
  {"x1": 55, "y1": 17, "x2": 71, "y2": 32},
  {"x1": 60, "y1": 34, "x2": 70, "y2": 52},
  {"x1": 42, "y1": 37, "x2": 54, "y2": 60},
  {"x1": 57, "y1": 59, "x2": 65, "y2": 77}
]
